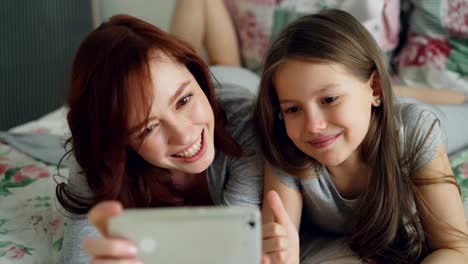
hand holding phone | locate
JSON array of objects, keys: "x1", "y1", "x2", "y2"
[
  {"x1": 83, "y1": 201, "x2": 141, "y2": 263},
  {"x1": 107, "y1": 206, "x2": 261, "y2": 264}
]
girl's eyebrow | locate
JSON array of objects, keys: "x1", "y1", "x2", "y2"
[{"x1": 279, "y1": 83, "x2": 340, "y2": 104}]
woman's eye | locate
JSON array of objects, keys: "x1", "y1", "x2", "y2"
[
  {"x1": 142, "y1": 124, "x2": 158, "y2": 137},
  {"x1": 322, "y1": 96, "x2": 338, "y2": 104},
  {"x1": 285, "y1": 106, "x2": 299, "y2": 113},
  {"x1": 177, "y1": 94, "x2": 193, "y2": 107}
]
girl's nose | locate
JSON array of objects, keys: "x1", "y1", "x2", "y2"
[{"x1": 304, "y1": 109, "x2": 327, "y2": 134}]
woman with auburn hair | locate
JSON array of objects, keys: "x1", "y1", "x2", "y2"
[
  {"x1": 56, "y1": 14, "x2": 262, "y2": 263},
  {"x1": 255, "y1": 10, "x2": 468, "y2": 264}
]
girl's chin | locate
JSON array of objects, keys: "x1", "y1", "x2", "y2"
[{"x1": 312, "y1": 153, "x2": 347, "y2": 167}]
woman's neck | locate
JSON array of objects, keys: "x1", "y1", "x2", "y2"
[{"x1": 168, "y1": 170, "x2": 207, "y2": 194}]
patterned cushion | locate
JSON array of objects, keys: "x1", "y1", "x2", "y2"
[
  {"x1": 396, "y1": 0, "x2": 468, "y2": 92},
  {"x1": 452, "y1": 148, "x2": 468, "y2": 201},
  {"x1": 224, "y1": 0, "x2": 400, "y2": 73}
]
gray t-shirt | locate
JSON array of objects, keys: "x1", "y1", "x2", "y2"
[
  {"x1": 272, "y1": 102, "x2": 446, "y2": 235},
  {"x1": 59, "y1": 67, "x2": 263, "y2": 263}
]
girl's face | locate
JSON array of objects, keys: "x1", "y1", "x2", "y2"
[
  {"x1": 274, "y1": 59, "x2": 378, "y2": 167},
  {"x1": 127, "y1": 54, "x2": 215, "y2": 175}
]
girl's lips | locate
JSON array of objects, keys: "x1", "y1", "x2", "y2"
[{"x1": 308, "y1": 133, "x2": 341, "y2": 149}]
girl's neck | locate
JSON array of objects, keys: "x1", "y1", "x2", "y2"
[{"x1": 326, "y1": 152, "x2": 370, "y2": 199}]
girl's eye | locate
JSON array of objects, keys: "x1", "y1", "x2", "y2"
[
  {"x1": 285, "y1": 106, "x2": 300, "y2": 113},
  {"x1": 177, "y1": 94, "x2": 193, "y2": 108},
  {"x1": 322, "y1": 96, "x2": 338, "y2": 104}
]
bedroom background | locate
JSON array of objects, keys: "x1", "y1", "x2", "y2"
[{"x1": 0, "y1": 0, "x2": 175, "y2": 130}]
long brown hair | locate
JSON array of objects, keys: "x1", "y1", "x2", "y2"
[
  {"x1": 254, "y1": 9, "x2": 459, "y2": 263},
  {"x1": 56, "y1": 14, "x2": 241, "y2": 214}
]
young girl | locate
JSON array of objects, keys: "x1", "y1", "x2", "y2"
[
  {"x1": 56, "y1": 15, "x2": 263, "y2": 263},
  {"x1": 255, "y1": 9, "x2": 468, "y2": 264}
]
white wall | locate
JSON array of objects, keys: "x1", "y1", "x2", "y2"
[{"x1": 92, "y1": 0, "x2": 175, "y2": 31}]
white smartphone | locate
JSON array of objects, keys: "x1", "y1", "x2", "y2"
[{"x1": 108, "y1": 206, "x2": 261, "y2": 264}]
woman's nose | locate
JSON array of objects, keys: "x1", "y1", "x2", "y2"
[{"x1": 166, "y1": 120, "x2": 193, "y2": 145}]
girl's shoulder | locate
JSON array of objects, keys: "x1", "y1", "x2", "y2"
[
  {"x1": 394, "y1": 101, "x2": 444, "y2": 137},
  {"x1": 394, "y1": 101, "x2": 447, "y2": 171}
]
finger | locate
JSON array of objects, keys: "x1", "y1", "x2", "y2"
[
  {"x1": 90, "y1": 258, "x2": 143, "y2": 264},
  {"x1": 83, "y1": 237, "x2": 138, "y2": 258},
  {"x1": 266, "y1": 190, "x2": 291, "y2": 226},
  {"x1": 261, "y1": 255, "x2": 271, "y2": 264},
  {"x1": 262, "y1": 222, "x2": 287, "y2": 239},
  {"x1": 88, "y1": 201, "x2": 123, "y2": 236},
  {"x1": 267, "y1": 250, "x2": 288, "y2": 264},
  {"x1": 262, "y1": 237, "x2": 288, "y2": 254}
]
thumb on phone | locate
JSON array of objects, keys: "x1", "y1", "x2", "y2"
[
  {"x1": 265, "y1": 190, "x2": 291, "y2": 226},
  {"x1": 87, "y1": 200, "x2": 123, "y2": 236}
]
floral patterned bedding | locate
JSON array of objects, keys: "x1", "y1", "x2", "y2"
[
  {"x1": 0, "y1": 107, "x2": 69, "y2": 264},
  {"x1": 0, "y1": 144, "x2": 67, "y2": 263},
  {"x1": 1, "y1": 107, "x2": 468, "y2": 264}
]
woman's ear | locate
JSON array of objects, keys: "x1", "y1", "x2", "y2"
[{"x1": 369, "y1": 71, "x2": 382, "y2": 106}]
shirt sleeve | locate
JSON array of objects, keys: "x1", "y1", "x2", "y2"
[
  {"x1": 222, "y1": 129, "x2": 264, "y2": 208},
  {"x1": 211, "y1": 75, "x2": 263, "y2": 207},
  {"x1": 59, "y1": 217, "x2": 99, "y2": 264},
  {"x1": 270, "y1": 164, "x2": 302, "y2": 191},
  {"x1": 399, "y1": 103, "x2": 447, "y2": 172},
  {"x1": 59, "y1": 157, "x2": 98, "y2": 263}
]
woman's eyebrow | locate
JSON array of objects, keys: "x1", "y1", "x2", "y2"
[
  {"x1": 128, "y1": 116, "x2": 158, "y2": 136},
  {"x1": 127, "y1": 80, "x2": 192, "y2": 136},
  {"x1": 169, "y1": 80, "x2": 191, "y2": 105}
]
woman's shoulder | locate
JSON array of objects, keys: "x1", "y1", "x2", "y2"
[{"x1": 215, "y1": 84, "x2": 256, "y2": 144}]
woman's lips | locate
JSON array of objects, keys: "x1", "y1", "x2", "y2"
[{"x1": 171, "y1": 129, "x2": 207, "y2": 163}]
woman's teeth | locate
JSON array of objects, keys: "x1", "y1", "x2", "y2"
[{"x1": 174, "y1": 135, "x2": 202, "y2": 158}]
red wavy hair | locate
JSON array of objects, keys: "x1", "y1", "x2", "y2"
[{"x1": 57, "y1": 14, "x2": 241, "y2": 214}]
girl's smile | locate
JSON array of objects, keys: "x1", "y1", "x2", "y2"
[
  {"x1": 307, "y1": 132, "x2": 342, "y2": 150},
  {"x1": 274, "y1": 59, "x2": 377, "y2": 168}
]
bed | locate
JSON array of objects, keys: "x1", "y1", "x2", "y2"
[
  {"x1": 0, "y1": 106, "x2": 468, "y2": 263},
  {"x1": 0, "y1": 108, "x2": 69, "y2": 263}
]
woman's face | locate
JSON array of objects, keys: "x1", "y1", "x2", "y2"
[
  {"x1": 127, "y1": 54, "x2": 215, "y2": 175},
  {"x1": 274, "y1": 59, "x2": 378, "y2": 167}
]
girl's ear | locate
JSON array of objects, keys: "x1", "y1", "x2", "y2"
[{"x1": 369, "y1": 71, "x2": 382, "y2": 106}]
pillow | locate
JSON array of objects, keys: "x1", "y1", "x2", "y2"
[
  {"x1": 224, "y1": 0, "x2": 400, "y2": 73},
  {"x1": 452, "y1": 148, "x2": 468, "y2": 204},
  {"x1": 396, "y1": 0, "x2": 468, "y2": 92}
]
